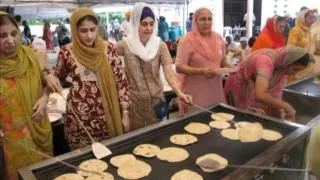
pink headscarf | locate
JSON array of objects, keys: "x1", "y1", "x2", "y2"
[{"x1": 183, "y1": 8, "x2": 224, "y2": 61}]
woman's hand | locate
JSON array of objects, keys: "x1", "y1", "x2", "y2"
[
  {"x1": 177, "y1": 92, "x2": 193, "y2": 105},
  {"x1": 283, "y1": 103, "x2": 296, "y2": 120},
  {"x1": 121, "y1": 111, "x2": 130, "y2": 133},
  {"x1": 45, "y1": 73, "x2": 63, "y2": 93},
  {"x1": 201, "y1": 68, "x2": 217, "y2": 78},
  {"x1": 32, "y1": 95, "x2": 49, "y2": 122},
  {"x1": 0, "y1": 129, "x2": 3, "y2": 139}
]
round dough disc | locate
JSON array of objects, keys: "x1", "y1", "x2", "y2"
[
  {"x1": 117, "y1": 160, "x2": 151, "y2": 180},
  {"x1": 196, "y1": 153, "x2": 228, "y2": 172},
  {"x1": 54, "y1": 173, "x2": 85, "y2": 180},
  {"x1": 156, "y1": 147, "x2": 189, "y2": 162},
  {"x1": 211, "y1": 112, "x2": 235, "y2": 121},
  {"x1": 221, "y1": 129, "x2": 239, "y2": 140},
  {"x1": 86, "y1": 172, "x2": 114, "y2": 180},
  {"x1": 133, "y1": 144, "x2": 160, "y2": 158},
  {"x1": 171, "y1": 169, "x2": 203, "y2": 180},
  {"x1": 110, "y1": 154, "x2": 136, "y2": 167},
  {"x1": 313, "y1": 79, "x2": 320, "y2": 85},
  {"x1": 170, "y1": 134, "x2": 198, "y2": 146},
  {"x1": 77, "y1": 159, "x2": 108, "y2": 177},
  {"x1": 238, "y1": 123, "x2": 263, "y2": 143},
  {"x1": 184, "y1": 122, "x2": 211, "y2": 135},
  {"x1": 262, "y1": 129, "x2": 283, "y2": 141},
  {"x1": 209, "y1": 121, "x2": 231, "y2": 129},
  {"x1": 234, "y1": 121, "x2": 252, "y2": 129}
]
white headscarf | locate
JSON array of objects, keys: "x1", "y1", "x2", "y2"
[{"x1": 124, "y1": 3, "x2": 161, "y2": 62}]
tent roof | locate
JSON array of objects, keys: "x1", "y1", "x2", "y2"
[
  {"x1": 1, "y1": 0, "x2": 188, "y2": 19},
  {"x1": 0, "y1": 0, "x2": 187, "y2": 6}
]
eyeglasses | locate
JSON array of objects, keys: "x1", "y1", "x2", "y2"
[{"x1": 198, "y1": 17, "x2": 212, "y2": 23}]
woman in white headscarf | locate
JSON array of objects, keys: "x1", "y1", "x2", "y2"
[{"x1": 117, "y1": 3, "x2": 192, "y2": 131}]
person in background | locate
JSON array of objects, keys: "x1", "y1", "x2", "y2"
[
  {"x1": 117, "y1": 3, "x2": 191, "y2": 130},
  {"x1": 22, "y1": 20, "x2": 32, "y2": 45},
  {"x1": 14, "y1": 15, "x2": 29, "y2": 45},
  {"x1": 176, "y1": 7, "x2": 232, "y2": 115},
  {"x1": 42, "y1": 22, "x2": 54, "y2": 50},
  {"x1": 14, "y1": 15, "x2": 21, "y2": 26},
  {"x1": 252, "y1": 16, "x2": 286, "y2": 51},
  {"x1": 243, "y1": 12, "x2": 256, "y2": 26},
  {"x1": 240, "y1": 37, "x2": 250, "y2": 58},
  {"x1": 310, "y1": 15, "x2": 320, "y2": 73},
  {"x1": 45, "y1": 7, "x2": 130, "y2": 149},
  {"x1": 291, "y1": 6, "x2": 309, "y2": 27},
  {"x1": 97, "y1": 16, "x2": 108, "y2": 41},
  {"x1": 113, "y1": 19, "x2": 121, "y2": 41},
  {"x1": 158, "y1": 16, "x2": 169, "y2": 42},
  {"x1": 284, "y1": 15, "x2": 293, "y2": 43},
  {"x1": 0, "y1": 11, "x2": 53, "y2": 180},
  {"x1": 286, "y1": 9, "x2": 318, "y2": 83},
  {"x1": 120, "y1": 11, "x2": 131, "y2": 40},
  {"x1": 224, "y1": 46, "x2": 311, "y2": 119},
  {"x1": 186, "y1": 12, "x2": 193, "y2": 32},
  {"x1": 225, "y1": 36, "x2": 241, "y2": 65},
  {"x1": 55, "y1": 21, "x2": 70, "y2": 48},
  {"x1": 31, "y1": 37, "x2": 48, "y2": 70},
  {"x1": 248, "y1": 36, "x2": 256, "y2": 48}
]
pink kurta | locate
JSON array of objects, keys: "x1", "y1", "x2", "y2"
[
  {"x1": 224, "y1": 54, "x2": 285, "y2": 115},
  {"x1": 176, "y1": 36, "x2": 226, "y2": 115}
]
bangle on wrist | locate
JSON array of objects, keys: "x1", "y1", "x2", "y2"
[{"x1": 122, "y1": 109, "x2": 129, "y2": 114}]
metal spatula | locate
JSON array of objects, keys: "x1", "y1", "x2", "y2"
[
  {"x1": 197, "y1": 158, "x2": 310, "y2": 173},
  {"x1": 2, "y1": 136, "x2": 104, "y2": 176},
  {"x1": 58, "y1": 92, "x2": 112, "y2": 159}
]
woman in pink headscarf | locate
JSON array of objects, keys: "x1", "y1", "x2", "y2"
[
  {"x1": 224, "y1": 46, "x2": 311, "y2": 119},
  {"x1": 176, "y1": 8, "x2": 233, "y2": 115}
]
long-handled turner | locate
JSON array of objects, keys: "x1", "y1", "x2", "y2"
[
  {"x1": 58, "y1": 92, "x2": 112, "y2": 159},
  {"x1": 197, "y1": 158, "x2": 310, "y2": 173},
  {"x1": 2, "y1": 136, "x2": 104, "y2": 176}
]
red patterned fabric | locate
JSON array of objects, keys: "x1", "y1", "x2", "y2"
[{"x1": 54, "y1": 43, "x2": 129, "y2": 150}]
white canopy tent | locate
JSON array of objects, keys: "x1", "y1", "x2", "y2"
[{"x1": 1, "y1": 0, "x2": 189, "y2": 19}]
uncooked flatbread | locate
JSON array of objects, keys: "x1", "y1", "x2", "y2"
[
  {"x1": 184, "y1": 122, "x2": 211, "y2": 135},
  {"x1": 86, "y1": 172, "x2": 114, "y2": 180},
  {"x1": 171, "y1": 169, "x2": 203, "y2": 180},
  {"x1": 234, "y1": 121, "x2": 252, "y2": 129},
  {"x1": 262, "y1": 129, "x2": 283, "y2": 141},
  {"x1": 170, "y1": 134, "x2": 198, "y2": 146},
  {"x1": 221, "y1": 129, "x2": 239, "y2": 140},
  {"x1": 117, "y1": 159, "x2": 151, "y2": 180},
  {"x1": 209, "y1": 121, "x2": 231, "y2": 129},
  {"x1": 110, "y1": 154, "x2": 136, "y2": 167},
  {"x1": 54, "y1": 173, "x2": 85, "y2": 180},
  {"x1": 238, "y1": 123, "x2": 263, "y2": 143},
  {"x1": 133, "y1": 144, "x2": 160, "y2": 158},
  {"x1": 211, "y1": 112, "x2": 235, "y2": 121},
  {"x1": 156, "y1": 147, "x2": 189, "y2": 162},
  {"x1": 313, "y1": 79, "x2": 320, "y2": 85},
  {"x1": 77, "y1": 159, "x2": 108, "y2": 177},
  {"x1": 196, "y1": 153, "x2": 228, "y2": 172}
]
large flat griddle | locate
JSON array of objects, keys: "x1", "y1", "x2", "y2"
[
  {"x1": 285, "y1": 74, "x2": 320, "y2": 98},
  {"x1": 283, "y1": 73, "x2": 320, "y2": 126},
  {"x1": 18, "y1": 104, "x2": 310, "y2": 180}
]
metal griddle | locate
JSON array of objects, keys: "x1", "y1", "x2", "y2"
[
  {"x1": 285, "y1": 73, "x2": 320, "y2": 98},
  {"x1": 283, "y1": 73, "x2": 320, "y2": 126},
  {"x1": 18, "y1": 104, "x2": 310, "y2": 180}
]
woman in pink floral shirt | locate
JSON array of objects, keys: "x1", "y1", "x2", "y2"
[{"x1": 48, "y1": 7, "x2": 130, "y2": 150}]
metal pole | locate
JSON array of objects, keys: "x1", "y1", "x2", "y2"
[{"x1": 246, "y1": 0, "x2": 254, "y2": 38}]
